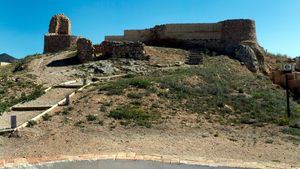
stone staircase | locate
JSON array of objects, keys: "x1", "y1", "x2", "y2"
[
  {"x1": 0, "y1": 74, "x2": 127, "y2": 132},
  {"x1": 185, "y1": 51, "x2": 204, "y2": 65},
  {"x1": 0, "y1": 81, "x2": 84, "y2": 131}
]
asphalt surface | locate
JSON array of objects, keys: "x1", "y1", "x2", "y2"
[{"x1": 4, "y1": 160, "x2": 249, "y2": 169}]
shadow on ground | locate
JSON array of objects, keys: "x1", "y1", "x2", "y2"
[{"x1": 47, "y1": 56, "x2": 81, "y2": 67}]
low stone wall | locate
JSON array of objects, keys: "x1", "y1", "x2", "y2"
[
  {"x1": 44, "y1": 34, "x2": 79, "y2": 53},
  {"x1": 100, "y1": 41, "x2": 149, "y2": 60},
  {"x1": 271, "y1": 70, "x2": 300, "y2": 93}
]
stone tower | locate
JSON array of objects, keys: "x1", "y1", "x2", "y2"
[
  {"x1": 44, "y1": 14, "x2": 78, "y2": 53},
  {"x1": 48, "y1": 14, "x2": 71, "y2": 35}
]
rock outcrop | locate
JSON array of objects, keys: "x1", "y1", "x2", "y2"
[
  {"x1": 77, "y1": 38, "x2": 95, "y2": 63},
  {"x1": 234, "y1": 44, "x2": 258, "y2": 72}
]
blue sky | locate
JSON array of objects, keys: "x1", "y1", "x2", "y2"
[{"x1": 0, "y1": 0, "x2": 299, "y2": 58}]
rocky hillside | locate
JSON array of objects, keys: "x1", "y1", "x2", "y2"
[
  {"x1": 1, "y1": 48, "x2": 300, "y2": 167},
  {"x1": 0, "y1": 53, "x2": 18, "y2": 63}
]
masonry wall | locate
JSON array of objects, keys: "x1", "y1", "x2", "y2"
[
  {"x1": 104, "y1": 19, "x2": 257, "y2": 51},
  {"x1": 44, "y1": 34, "x2": 79, "y2": 53}
]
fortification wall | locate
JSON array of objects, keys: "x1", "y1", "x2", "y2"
[
  {"x1": 221, "y1": 19, "x2": 256, "y2": 44},
  {"x1": 104, "y1": 19, "x2": 257, "y2": 48},
  {"x1": 155, "y1": 23, "x2": 222, "y2": 40}
]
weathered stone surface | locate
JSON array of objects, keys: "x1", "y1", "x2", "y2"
[
  {"x1": 49, "y1": 14, "x2": 71, "y2": 35},
  {"x1": 44, "y1": 14, "x2": 78, "y2": 53},
  {"x1": 44, "y1": 35, "x2": 78, "y2": 53},
  {"x1": 100, "y1": 41, "x2": 149, "y2": 60},
  {"x1": 77, "y1": 38, "x2": 95, "y2": 63},
  {"x1": 234, "y1": 44, "x2": 258, "y2": 72}
]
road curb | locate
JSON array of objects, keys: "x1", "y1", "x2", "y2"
[{"x1": 0, "y1": 152, "x2": 298, "y2": 169}]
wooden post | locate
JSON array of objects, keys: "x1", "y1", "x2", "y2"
[
  {"x1": 285, "y1": 74, "x2": 291, "y2": 118},
  {"x1": 11, "y1": 115, "x2": 17, "y2": 129},
  {"x1": 65, "y1": 95, "x2": 70, "y2": 106}
]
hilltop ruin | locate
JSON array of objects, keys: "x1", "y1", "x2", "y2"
[
  {"x1": 106, "y1": 20, "x2": 265, "y2": 71},
  {"x1": 43, "y1": 14, "x2": 265, "y2": 72},
  {"x1": 44, "y1": 14, "x2": 79, "y2": 53}
]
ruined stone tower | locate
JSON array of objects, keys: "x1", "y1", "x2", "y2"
[
  {"x1": 44, "y1": 14, "x2": 79, "y2": 53},
  {"x1": 48, "y1": 14, "x2": 71, "y2": 35}
]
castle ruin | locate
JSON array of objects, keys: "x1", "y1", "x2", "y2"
[
  {"x1": 44, "y1": 14, "x2": 79, "y2": 53},
  {"x1": 43, "y1": 14, "x2": 265, "y2": 71},
  {"x1": 105, "y1": 19, "x2": 265, "y2": 71}
]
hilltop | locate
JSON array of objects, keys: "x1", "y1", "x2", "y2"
[{"x1": 0, "y1": 53, "x2": 18, "y2": 63}]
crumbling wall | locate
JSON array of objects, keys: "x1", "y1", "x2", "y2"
[
  {"x1": 77, "y1": 38, "x2": 95, "y2": 63},
  {"x1": 100, "y1": 41, "x2": 149, "y2": 60},
  {"x1": 49, "y1": 14, "x2": 71, "y2": 35}
]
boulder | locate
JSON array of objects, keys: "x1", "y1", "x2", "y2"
[
  {"x1": 49, "y1": 14, "x2": 71, "y2": 35},
  {"x1": 234, "y1": 44, "x2": 258, "y2": 72},
  {"x1": 77, "y1": 38, "x2": 95, "y2": 63}
]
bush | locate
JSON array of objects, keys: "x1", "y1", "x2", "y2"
[
  {"x1": 86, "y1": 114, "x2": 97, "y2": 121},
  {"x1": 109, "y1": 106, "x2": 151, "y2": 127},
  {"x1": 127, "y1": 92, "x2": 144, "y2": 99},
  {"x1": 128, "y1": 78, "x2": 151, "y2": 88},
  {"x1": 26, "y1": 120, "x2": 37, "y2": 127},
  {"x1": 42, "y1": 114, "x2": 52, "y2": 121}
]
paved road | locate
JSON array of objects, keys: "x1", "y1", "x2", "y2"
[{"x1": 4, "y1": 160, "x2": 249, "y2": 169}]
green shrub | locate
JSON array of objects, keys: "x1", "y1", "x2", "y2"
[
  {"x1": 109, "y1": 106, "x2": 151, "y2": 127},
  {"x1": 42, "y1": 114, "x2": 52, "y2": 121},
  {"x1": 26, "y1": 120, "x2": 37, "y2": 127},
  {"x1": 127, "y1": 92, "x2": 144, "y2": 99},
  {"x1": 128, "y1": 78, "x2": 151, "y2": 88},
  {"x1": 86, "y1": 114, "x2": 97, "y2": 121},
  {"x1": 74, "y1": 120, "x2": 84, "y2": 128}
]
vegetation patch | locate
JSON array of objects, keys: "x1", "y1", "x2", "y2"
[
  {"x1": 98, "y1": 77, "x2": 151, "y2": 95},
  {"x1": 109, "y1": 105, "x2": 152, "y2": 128},
  {"x1": 102, "y1": 56, "x2": 300, "y2": 127},
  {"x1": 86, "y1": 114, "x2": 97, "y2": 121},
  {"x1": 26, "y1": 120, "x2": 37, "y2": 127}
]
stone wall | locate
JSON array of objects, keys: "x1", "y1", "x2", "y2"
[
  {"x1": 271, "y1": 71, "x2": 300, "y2": 93},
  {"x1": 221, "y1": 19, "x2": 256, "y2": 44},
  {"x1": 77, "y1": 38, "x2": 95, "y2": 63},
  {"x1": 105, "y1": 19, "x2": 257, "y2": 51},
  {"x1": 100, "y1": 41, "x2": 149, "y2": 60},
  {"x1": 44, "y1": 34, "x2": 79, "y2": 53},
  {"x1": 104, "y1": 19, "x2": 264, "y2": 72}
]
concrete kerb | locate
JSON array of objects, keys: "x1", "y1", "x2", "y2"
[{"x1": 0, "y1": 152, "x2": 297, "y2": 169}]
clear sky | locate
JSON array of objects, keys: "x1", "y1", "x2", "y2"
[{"x1": 0, "y1": 0, "x2": 299, "y2": 58}]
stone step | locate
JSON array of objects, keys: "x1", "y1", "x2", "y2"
[
  {"x1": 186, "y1": 51, "x2": 203, "y2": 65},
  {"x1": 11, "y1": 106, "x2": 52, "y2": 111},
  {"x1": 54, "y1": 84, "x2": 83, "y2": 89}
]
